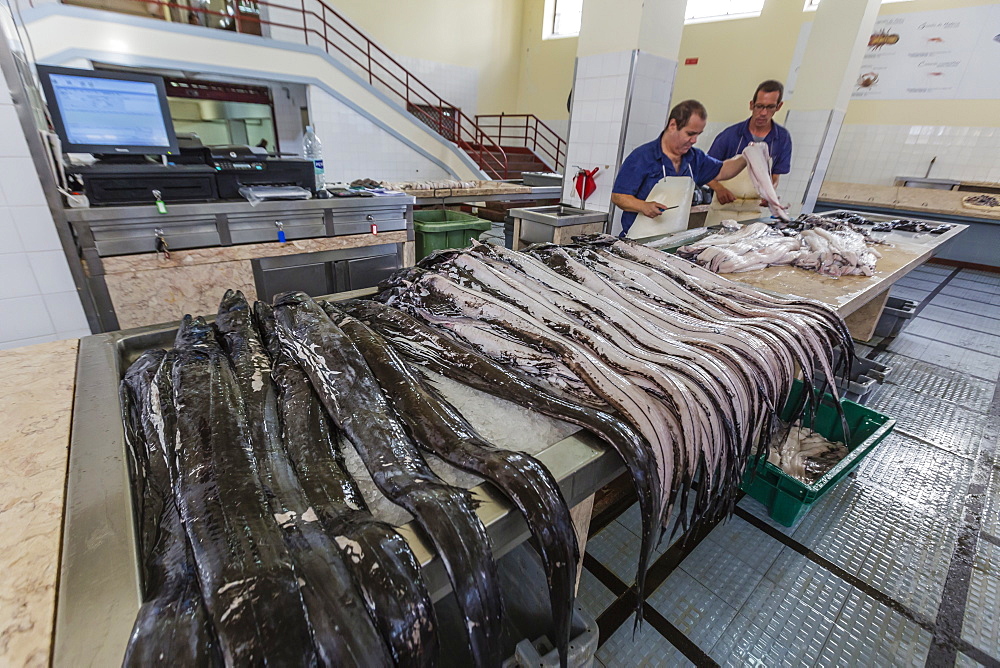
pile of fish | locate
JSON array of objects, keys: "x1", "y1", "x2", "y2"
[
  {"x1": 120, "y1": 236, "x2": 855, "y2": 665},
  {"x1": 870, "y1": 218, "x2": 953, "y2": 234},
  {"x1": 793, "y1": 211, "x2": 952, "y2": 235},
  {"x1": 378, "y1": 235, "x2": 854, "y2": 600},
  {"x1": 122, "y1": 290, "x2": 579, "y2": 667},
  {"x1": 678, "y1": 221, "x2": 882, "y2": 276},
  {"x1": 767, "y1": 424, "x2": 850, "y2": 484}
]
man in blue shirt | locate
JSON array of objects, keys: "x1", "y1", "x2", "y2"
[
  {"x1": 706, "y1": 80, "x2": 792, "y2": 224},
  {"x1": 612, "y1": 100, "x2": 748, "y2": 237}
]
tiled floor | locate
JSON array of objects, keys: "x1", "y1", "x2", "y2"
[{"x1": 580, "y1": 262, "x2": 1000, "y2": 667}]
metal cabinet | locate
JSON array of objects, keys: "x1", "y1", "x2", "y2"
[
  {"x1": 65, "y1": 195, "x2": 413, "y2": 257},
  {"x1": 250, "y1": 242, "x2": 402, "y2": 303}
]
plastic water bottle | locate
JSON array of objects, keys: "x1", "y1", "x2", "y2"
[{"x1": 303, "y1": 125, "x2": 324, "y2": 192}]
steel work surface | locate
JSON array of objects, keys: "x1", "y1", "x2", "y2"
[
  {"x1": 728, "y1": 212, "x2": 966, "y2": 318},
  {"x1": 583, "y1": 261, "x2": 1000, "y2": 667}
]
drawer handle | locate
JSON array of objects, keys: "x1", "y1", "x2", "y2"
[{"x1": 366, "y1": 214, "x2": 375, "y2": 222}]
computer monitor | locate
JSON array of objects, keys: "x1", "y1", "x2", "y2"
[{"x1": 37, "y1": 65, "x2": 179, "y2": 157}]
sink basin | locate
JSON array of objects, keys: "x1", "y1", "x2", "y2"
[{"x1": 508, "y1": 205, "x2": 608, "y2": 227}]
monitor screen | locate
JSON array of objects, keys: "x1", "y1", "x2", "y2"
[{"x1": 37, "y1": 65, "x2": 179, "y2": 156}]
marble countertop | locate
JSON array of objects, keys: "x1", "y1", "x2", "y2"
[
  {"x1": 818, "y1": 181, "x2": 1000, "y2": 222},
  {"x1": 0, "y1": 339, "x2": 78, "y2": 667}
]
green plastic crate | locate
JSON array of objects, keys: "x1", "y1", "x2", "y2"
[
  {"x1": 413, "y1": 209, "x2": 492, "y2": 260},
  {"x1": 740, "y1": 380, "x2": 895, "y2": 526}
]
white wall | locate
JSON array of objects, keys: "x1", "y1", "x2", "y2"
[
  {"x1": 0, "y1": 61, "x2": 90, "y2": 349},
  {"x1": 826, "y1": 124, "x2": 1000, "y2": 186},
  {"x1": 308, "y1": 85, "x2": 451, "y2": 183}
]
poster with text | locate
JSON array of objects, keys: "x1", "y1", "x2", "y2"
[{"x1": 851, "y1": 5, "x2": 998, "y2": 100}]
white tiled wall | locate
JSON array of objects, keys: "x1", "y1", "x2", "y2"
[
  {"x1": 308, "y1": 86, "x2": 451, "y2": 183},
  {"x1": 0, "y1": 72, "x2": 90, "y2": 350},
  {"x1": 825, "y1": 124, "x2": 1000, "y2": 186},
  {"x1": 562, "y1": 50, "x2": 633, "y2": 211},
  {"x1": 621, "y1": 52, "x2": 676, "y2": 159},
  {"x1": 776, "y1": 108, "x2": 839, "y2": 217}
]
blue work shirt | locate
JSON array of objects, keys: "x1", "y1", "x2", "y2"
[
  {"x1": 613, "y1": 134, "x2": 723, "y2": 235},
  {"x1": 708, "y1": 119, "x2": 792, "y2": 175}
]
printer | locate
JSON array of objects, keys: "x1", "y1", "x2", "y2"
[
  {"x1": 173, "y1": 135, "x2": 315, "y2": 199},
  {"x1": 203, "y1": 145, "x2": 315, "y2": 199}
]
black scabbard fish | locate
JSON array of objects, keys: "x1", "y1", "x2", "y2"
[
  {"x1": 272, "y1": 292, "x2": 505, "y2": 668},
  {"x1": 121, "y1": 350, "x2": 222, "y2": 667},
  {"x1": 255, "y1": 301, "x2": 438, "y2": 668},
  {"x1": 215, "y1": 290, "x2": 393, "y2": 667},
  {"x1": 326, "y1": 301, "x2": 579, "y2": 668},
  {"x1": 171, "y1": 315, "x2": 318, "y2": 666},
  {"x1": 341, "y1": 299, "x2": 661, "y2": 614}
]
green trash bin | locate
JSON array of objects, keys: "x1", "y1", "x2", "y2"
[{"x1": 413, "y1": 210, "x2": 492, "y2": 260}]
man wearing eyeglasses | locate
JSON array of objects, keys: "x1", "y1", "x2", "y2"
[{"x1": 705, "y1": 79, "x2": 792, "y2": 225}]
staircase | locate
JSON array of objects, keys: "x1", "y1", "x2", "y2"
[
  {"x1": 40, "y1": 0, "x2": 512, "y2": 178},
  {"x1": 474, "y1": 114, "x2": 566, "y2": 177},
  {"x1": 459, "y1": 144, "x2": 553, "y2": 180}
]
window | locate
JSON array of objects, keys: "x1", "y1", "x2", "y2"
[
  {"x1": 805, "y1": 0, "x2": 911, "y2": 11},
  {"x1": 685, "y1": 0, "x2": 765, "y2": 24},
  {"x1": 544, "y1": 0, "x2": 583, "y2": 39}
]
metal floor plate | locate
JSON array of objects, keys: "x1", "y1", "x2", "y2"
[
  {"x1": 871, "y1": 354, "x2": 997, "y2": 414},
  {"x1": 879, "y1": 334, "x2": 1000, "y2": 382},
  {"x1": 677, "y1": 538, "x2": 767, "y2": 610},
  {"x1": 929, "y1": 294, "x2": 1000, "y2": 318},
  {"x1": 595, "y1": 613, "x2": 693, "y2": 667},
  {"x1": 962, "y1": 540, "x2": 1000, "y2": 653},
  {"x1": 586, "y1": 519, "x2": 644, "y2": 585},
  {"x1": 708, "y1": 516, "x2": 785, "y2": 574},
  {"x1": 958, "y1": 269, "x2": 1000, "y2": 286},
  {"x1": 955, "y1": 652, "x2": 989, "y2": 668},
  {"x1": 917, "y1": 263, "x2": 956, "y2": 277},
  {"x1": 790, "y1": 478, "x2": 960, "y2": 619},
  {"x1": 985, "y1": 467, "x2": 1000, "y2": 538},
  {"x1": 817, "y1": 589, "x2": 931, "y2": 667},
  {"x1": 909, "y1": 265, "x2": 953, "y2": 279},
  {"x1": 577, "y1": 567, "x2": 617, "y2": 621},
  {"x1": 854, "y1": 432, "x2": 972, "y2": 519},
  {"x1": 917, "y1": 305, "x2": 1000, "y2": 336},
  {"x1": 894, "y1": 276, "x2": 942, "y2": 292},
  {"x1": 648, "y1": 570, "x2": 739, "y2": 650},
  {"x1": 865, "y1": 382, "x2": 991, "y2": 459},
  {"x1": 905, "y1": 320, "x2": 1000, "y2": 358},
  {"x1": 890, "y1": 286, "x2": 933, "y2": 303},
  {"x1": 718, "y1": 549, "x2": 849, "y2": 666},
  {"x1": 940, "y1": 282, "x2": 1000, "y2": 306}
]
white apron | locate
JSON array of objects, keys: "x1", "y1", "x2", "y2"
[{"x1": 626, "y1": 165, "x2": 694, "y2": 240}]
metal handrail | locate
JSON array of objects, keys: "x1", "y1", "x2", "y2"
[
  {"x1": 474, "y1": 113, "x2": 566, "y2": 173},
  {"x1": 45, "y1": 0, "x2": 509, "y2": 178}
]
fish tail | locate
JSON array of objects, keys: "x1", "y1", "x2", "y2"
[
  {"x1": 404, "y1": 486, "x2": 504, "y2": 668},
  {"x1": 480, "y1": 451, "x2": 578, "y2": 667},
  {"x1": 335, "y1": 517, "x2": 439, "y2": 668}
]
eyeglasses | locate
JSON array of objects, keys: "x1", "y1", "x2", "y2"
[{"x1": 753, "y1": 104, "x2": 779, "y2": 111}]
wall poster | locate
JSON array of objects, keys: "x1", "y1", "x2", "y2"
[{"x1": 851, "y1": 4, "x2": 1000, "y2": 100}]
